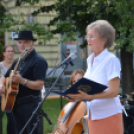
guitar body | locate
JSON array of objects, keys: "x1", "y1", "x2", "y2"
[{"x1": 1, "y1": 70, "x2": 19, "y2": 112}]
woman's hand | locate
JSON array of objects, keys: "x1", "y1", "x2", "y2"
[
  {"x1": 65, "y1": 96, "x2": 76, "y2": 102},
  {"x1": 66, "y1": 90, "x2": 92, "y2": 102}
]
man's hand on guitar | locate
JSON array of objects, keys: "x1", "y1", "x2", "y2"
[
  {"x1": 0, "y1": 84, "x2": 5, "y2": 95},
  {"x1": 12, "y1": 72, "x2": 24, "y2": 84}
]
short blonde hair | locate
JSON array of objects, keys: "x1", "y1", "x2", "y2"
[
  {"x1": 70, "y1": 69, "x2": 85, "y2": 86},
  {"x1": 86, "y1": 20, "x2": 115, "y2": 48}
]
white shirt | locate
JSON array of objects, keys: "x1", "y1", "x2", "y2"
[
  {"x1": 0, "y1": 62, "x2": 8, "y2": 78},
  {"x1": 84, "y1": 48, "x2": 122, "y2": 120}
]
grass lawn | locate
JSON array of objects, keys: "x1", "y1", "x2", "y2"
[{"x1": 2, "y1": 98, "x2": 69, "y2": 134}]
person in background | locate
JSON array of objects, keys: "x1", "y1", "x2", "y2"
[
  {"x1": 70, "y1": 69, "x2": 88, "y2": 134},
  {"x1": 0, "y1": 45, "x2": 14, "y2": 77},
  {"x1": 0, "y1": 45, "x2": 15, "y2": 134},
  {"x1": 53, "y1": 69, "x2": 85, "y2": 134},
  {"x1": 67, "y1": 20, "x2": 123, "y2": 134},
  {"x1": 0, "y1": 31, "x2": 48, "y2": 134},
  {"x1": 70, "y1": 69, "x2": 85, "y2": 86}
]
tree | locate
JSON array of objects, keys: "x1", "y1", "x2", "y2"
[
  {"x1": 0, "y1": 0, "x2": 53, "y2": 51},
  {"x1": 21, "y1": 0, "x2": 134, "y2": 94},
  {"x1": 0, "y1": 1, "x2": 6, "y2": 56},
  {"x1": 1, "y1": 0, "x2": 134, "y2": 94}
]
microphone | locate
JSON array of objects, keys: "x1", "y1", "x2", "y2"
[
  {"x1": 62, "y1": 53, "x2": 74, "y2": 66},
  {"x1": 55, "y1": 53, "x2": 76, "y2": 69},
  {"x1": 60, "y1": 53, "x2": 76, "y2": 66},
  {"x1": 68, "y1": 60, "x2": 74, "y2": 66},
  {"x1": 46, "y1": 53, "x2": 76, "y2": 76}
]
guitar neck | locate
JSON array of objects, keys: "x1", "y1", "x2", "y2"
[
  {"x1": 12, "y1": 46, "x2": 30, "y2": 74},
  {"x1": 13, "y1": 57, "x2": 21, "y2": 74}
]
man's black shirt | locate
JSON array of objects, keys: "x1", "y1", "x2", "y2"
[{"x1": 5, "y1": 49, "x2": 48, "y2": 98}]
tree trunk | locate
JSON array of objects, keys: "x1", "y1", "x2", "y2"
[
  {"x1": 121, "y1": 45, "x2": 134, "y2": 94},
  {"x1": 0, "y1": 4, "x2": 5, "y2": 61},
  {"x1": 0, "y1": 4, "x2": 5, "y2": 134},
  {"x1": 0, "y1": 34, "x2": 4, "y2": 61}
]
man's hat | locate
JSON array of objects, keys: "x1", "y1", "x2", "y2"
[{"x1": 14, "y1": 31, "x2": 37, "y2": 41}]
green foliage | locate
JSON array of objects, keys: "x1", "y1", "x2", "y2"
[
  {"x1": 0, "y1": 43, "x2": 3, "y2": 53},
  {"x1": 30, "y1": 0, "x2": 134, "y2": 52},
  {"x1": 113, "y1": 0, "x2": 134, "y2": 53},
  {"x1": 0, "y1": 1, "x2": 53, "y2": 50},
  {"x1": 16, "y1": 0, "x2": 39, "y2": 6},
  {"x1": 1, "y1": 0, "x2": 134, "y2": 52}
]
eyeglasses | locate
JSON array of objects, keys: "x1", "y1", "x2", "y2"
[
  {"x1": 5, "y1": 51, "x2": 14, "y2": 53},
  {"x1": 85, "y1": 35, "x2": 96, "y2": 40}
]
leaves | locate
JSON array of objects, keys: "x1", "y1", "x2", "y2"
[
  {"x1": 16, "y1": 0, "x2": 39, "y2": 6},
  {"x1": 0, "y1": 0, "x2": 134, "y2": 53},
  {"x1": 32, "y1": 0, "x2": 133, "y2": 52},
  {"x1": 0, "y1": 1, "x2": 54, "y2": 48}
]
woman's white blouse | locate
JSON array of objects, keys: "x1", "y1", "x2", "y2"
[{"x1": 84, "y1": 48, "x2": 122, "y2": 120}]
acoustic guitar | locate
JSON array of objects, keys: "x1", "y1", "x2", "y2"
[{"x1": 1, "y1": 46, "x2": 30, "y2": 112}]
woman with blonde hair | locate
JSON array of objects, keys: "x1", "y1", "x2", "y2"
[
  {"x1": 67, "y1": 20, "x2": 123, "y2": 134},
  {"x1": 70, "y1": 69, "x2": 85, "y2": 86}
]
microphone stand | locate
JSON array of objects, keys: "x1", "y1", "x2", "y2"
[{"x1": 19, "y1": 62, "x2": 69, "y2": 134}]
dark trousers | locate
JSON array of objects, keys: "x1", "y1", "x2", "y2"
[
  {"x1": 12, "y1": 96, "x2": 41, "y2": 134},
  {"x1": 6, "y1": 112, "x2": 15, "y2": 134}
]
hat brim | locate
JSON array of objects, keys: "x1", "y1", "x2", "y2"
[{"x1": 14, "y1": 38, "x2": 37, "y2": 41}]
